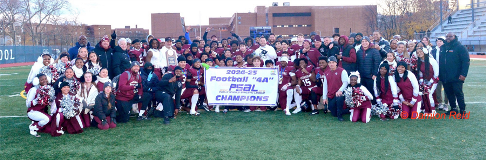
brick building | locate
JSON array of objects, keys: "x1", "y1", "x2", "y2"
[
  {"x1": 113, "y1": 26, "x2": 150, "y2": 42},
  {"x1": 151, "y1": 5, "x2": 377, "y2": 41}
]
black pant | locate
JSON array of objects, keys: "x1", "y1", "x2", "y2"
[
  {"x1": 362, "y1": 77, "x2": 376, "y2": 104},
  {"x1": 443, "y1": 82, "x2": 466, "y2": 111},
  {"x1": 328, "y1": 96, "x2": 345, "y2": 118},
  {"x1": 140, "y1": 92, "x2": 153, "y2": 111},
  {"x1": 116, "y1": 99, "x2": 133, "y2": 123},
  {"x1": 155, "y1": 91, "x2": 174, "y2": 118}
]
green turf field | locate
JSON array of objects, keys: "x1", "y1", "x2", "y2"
[{"x1": 1, "y1": 61, "x2": 485, "y2": 159}]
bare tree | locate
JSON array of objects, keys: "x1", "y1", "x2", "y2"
[{"x1": 22, "y1": 0, "x2": 69, "y2": 45}]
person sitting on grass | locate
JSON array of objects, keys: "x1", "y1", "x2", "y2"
[
  {"x1": 76, "y1": 72, "x2": 98, "y2": 128},
  {"x1": 346, "y1": 72, "x2": 373, "y2": 123},
  {"x1": 374, "y1": 63, "x2": 400, "y2": 121},
  {"x1": 95, "y1": 68, "x2": 111, "y2": 93},
  {"x1": 26, "y1": 73, "x2": 55, "y2": 137},
  {"x1": 93, "y1": 82, "x2": 117, "y2": 130},
  {"x1": 50, "y1": 82, "x2": 84, "y2": 137}
]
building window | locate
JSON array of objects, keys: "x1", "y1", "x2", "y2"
[
  {"x1": 283, "y1": 25, "x2": 288, "y2": 27},
  {"x1": 272, "y1": 12, "x2": 311, "y2": 17},
  {"x1": 334, "y1": 28, "x2": 339, "y2": 34},
  {"x1": 302, "y1": 25, "x2": 307, "y2": 27}
]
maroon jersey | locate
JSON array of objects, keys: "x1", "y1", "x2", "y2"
[
  {"x1": 324, "y1": 67, "x2": 345, "y2": 99},
  {"x1": 314, "y1": 67, "x2": 329, "y2": 85},
  {"x1": 396, "y1": 72, "x2": 420, "y2": 102},
  {"x1": 187, "y1": 67, "x2": 204, "y2": 86},
  {"x1": 182, "y1": 44, "x2": 191, "y2": 50},
  {"x1": 234, "y1": 49, "x2": 254, "y2": 58},
  {"x1": 278, "y1": 65, "x2": 295, "y2": 86},
  {"x1": 277, "y1": 49, "x2": 295, "y2": 57},
  {"x1": 275, "y1": 61, "x2": 294, "y2": 67},
  {"x1": 290, "y1": 44, "x2": 303, "y2": 52},
  {"x1": 129, "y1": 48, "x2": 144, "y2": 64},
  {"x1": 377, "y1": 76, "x2": 394, "y2": 104},
  {"x1": 295, "y1": 65, "x2": 315, "y2": 88},
  {"x1": 248, "y1": 44, "x2": 260, "y2": 51}
]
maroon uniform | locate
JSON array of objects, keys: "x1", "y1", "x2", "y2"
[
  {"x1": 295, "y1": 65, "x2": 316, "y2": 100},
  {"x1": 324, "y1": 67, "x2": 345, "y2": 99},
  {"x1": 234, "y1": 49, "x2": 254, "y2": 58},
  {"x1": 278, "y1": 65, "x2": 295, "y2": 110},
  {"x1": 248, "y1": 44, "x2": 260, "y2": 51},
  {"x1": 277, "y1": 49, "x2": 295, "y2": 57},
  {"x1": 51, "y1": 93, "x2": 83, "y2": 137},
  {"x1": 129, "y1": 48, "x2": 144, "y2": 65},
  {"x1": 396, "y1": 71, "x2": 421, "y2": 119},
  {"x1": 290, "y1": 44, "x2": 303, "y2": 51},
  {"x1": 313, "y1": 67, "x2": 329, "y2": 96},
  {"x1": 181, "y1": 67, "x2": 204, "y2": 99}
]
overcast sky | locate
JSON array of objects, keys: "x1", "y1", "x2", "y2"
[
  {"x1": 69, "y1": 0, "x2": 377, "y2": 30},
  {"x1": 68, "y1": 0, "x2": 471, "y2": 32}
]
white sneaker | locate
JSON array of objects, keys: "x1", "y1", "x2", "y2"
[
  {"x1": 190, "y1": 110, "x2": 200, "y2": 115},
  {"x1": 285, "y1": 110, "x2": 291, "y2": 115},
  {"x1": 420, "y1": 109, "x2": 425, "y2": 113},
  {"x1": 243, "y1": 109, "x2": 251, "y2": 112},
  {"x1": 215, "y1": 106, "x2": 220, "y2": 113},
  {"x1": 431, "y1": 110, "x2": 437, "y2": 117},
  {"x1": 292, "y1": 107, "x2": 301, "y2": 114},
  {"x1": 29, "y1": 123, "x2": 39, "y2": 137}
]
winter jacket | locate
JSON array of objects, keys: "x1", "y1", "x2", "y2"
[
  {"x1": 439, "y1": 37, "x2": 470, "y2": 84},
  {"x1": 356, "y1": 47, "x2": 381, "y2": 79},
  {"x1": 157, "y1": 72, "x2": 182, "y2": 108},
  {"x1": 68, "y1": 42, "x2": 95, "y2": 60},
  {"x1": 93, "y1": 91, "x2": 116, "y2": 121},
  {"x1": 116, "y1": 71, "x2": 143, "y2": 101},
  {"x1": 112, "y1": 46, "x2": 131, "y2": 77},
  {"x1": 141, "y1": 63, "x2": 160, "y2": 93},
  {"x1": 338, "y1": 35, "x2": 357, "y2": 73},
  {"x1": 373, "y1": 37, "x2": 391, "y2": 58},
  {"x1": 94, "y1": 43, "x2": 114, "y2": 78}
]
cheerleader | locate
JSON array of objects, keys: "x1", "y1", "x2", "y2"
[
  {"x1": 25, "y1": 53, "x2": 55, "y2": 92},
  {"x1": 55, "y1": 53, "x2": 72, "y2": 77},
  {"x1": 76, "y1": 72, "x2": 98, "y2": 128},
  {"x1": 26, "y1": 74, "x2": 55, "y2": 137},
  {"x1": 71, "y1": 47, "x2": 89, "y2": 65},
  {"x1": 95, "y1": 68, "x2": 111, "y2": 92},
  {"x1": 93, "y1": 82, "x2": 117, "y2": 130},
  {"x1": 72, "y1": 58, "x2": 86, "y2": 81},
  {"x1": 394, "y1": 41, "x2": 410, "y2": 62},
  {"x1": 345, "y1": 72, "x2": 373, "y2": 123},
  {"x1": 50, "y1": 82, "x2": 84, "y2": 137},
  {"x1": 379, "y1": 52, "x2": 397, "y2": 75},
  {"x1": 394, "y1": 62, "x2": 421, "y2": 119},
  {"x1": 374, "y1": 63, "x2": 400, "y2": 120},
  {"x1": 53, "y1": 68, "x2": 80, "y2": 95},
  {"x1": 85, "y1": 51, "x2": 102, "y2": 76},
  {"x1": 416, "y1": 47, "x2": 439, "y2": 115}
]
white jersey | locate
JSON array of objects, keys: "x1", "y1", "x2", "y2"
[
  {"x1": 149, "y1": 48, "x2": 163, "y2": 68},
  {"x1": 254, "y1": 44, "x2": 277, "y2": 63}
]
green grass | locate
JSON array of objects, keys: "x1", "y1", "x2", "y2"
[{"x1": 1, "y1": 61, "x2": 486, "y2": 159}]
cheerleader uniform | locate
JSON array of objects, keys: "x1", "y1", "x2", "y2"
[
  {"x1": 374, "y1": 75, "x2": 400, "y2": 119},
  {"x1": 418, "y1": 57, "x2": 439, "y2": 114},
  {"x1": 347, "y1": 85, "x2": 373, "y2": 123},
  {"x1": 76, "y1": 83, "x2": 98, "y2": 128},
  {"x1": 26, "y1": 85, "x2": 55, "y2": 136},
  {"x1": 50, "y1": 93, "x2": 84, "y2": 137},
  {"x1": 396, "y1": 70, "x2": 422, "y2": 119}
]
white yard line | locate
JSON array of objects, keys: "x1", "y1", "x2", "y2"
[{"x1": 0, "y1": 116, "x2": 27, "y2": 118}]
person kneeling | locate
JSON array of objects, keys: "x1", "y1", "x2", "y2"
[
  {"x1": 345, "y1": 73, "x2": 374, "y2": 123},
  {"x1": 115, "y1": 62, "x2": 143, "y2": 123},
  {"x1": 93, "y1": 82, "x2": 116, "y2": 130},
  {"x1": 155, "y1": 66, "x2": 183, "y2": 124}
]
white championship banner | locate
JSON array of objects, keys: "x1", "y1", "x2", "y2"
[{"x1": 204, "y1": 67, "x2": 279, "y2": 106}]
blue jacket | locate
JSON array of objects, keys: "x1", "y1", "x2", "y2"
[
  {"x1": 356, "y1": 47, "x2": 381, "y2": 79},
  {"x1": 140, "y1": 65, "x2": 160, "y2": 93},
  {"x1": 68, "y1": 42, "x2": 95, "y2": 60}
]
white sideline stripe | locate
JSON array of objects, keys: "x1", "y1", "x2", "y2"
[
  {"x1": 471, "y1": 58, "x2": 486, "y2": 61},
  {"x1": 466, "y1": 102, "x2": 486, "y2": 104},
  {"x1": 0, "y1": 116, "x2": 27, "y2": 118}
]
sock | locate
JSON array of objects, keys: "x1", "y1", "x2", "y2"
[
  {"x1": 311, "y1": 105, "x2": 316, "y2": 110},
  {"x1": 191, "y1": 94, "x2": 199, "y2": 113},
  {"x1": 139, "y1": 110, "x2": 145, "y2": 117},
  {"x1": 294, "y1": 89, "x2": 302, "y2": 108},
  {"x1": 286, "y1": 89, "x2": 294, "y2": 111}
]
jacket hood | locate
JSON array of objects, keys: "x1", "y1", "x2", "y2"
[{"x1": 339, "y1": 35, "x2": 349, "y2": 48}]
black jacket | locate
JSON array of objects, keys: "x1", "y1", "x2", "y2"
[
  {"x1": 439, "y1": 37, "x2": 470, "y2": 83},
  {"x1": 141, "y1": 63, "x2": 160, "y2": 92},
  {"x1": 94, "y1": 43, "x2": 114, "y2": 78},
  {"x1": 93, "y1": 91, "x2": 116, "y2": 121},
  {"x1": 157, "y1": 73, "x2": 182, "y2": 108},
  {"x1": 373, "y1": 37, "x2": 391, "y2": 58},
  {"x1": 356, "y1": 47, "x2": 381, "y2": 79},
  {"x1": 112, "y1": 46, "x2": 131, "y2": 77},
  {"x1": 316, "y1": 44, "x2": 339, "y2": 59}
]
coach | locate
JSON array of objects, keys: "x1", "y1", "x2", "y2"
[
  {"x1": 68, "y1": 35, "x2": 95, "y2": 60},
  {"x1": 439, "y1": 33, "x2": 470, "y2": 115}
]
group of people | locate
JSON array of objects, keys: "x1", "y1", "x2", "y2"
[{"x1": 24, "y1": 27, "x2": 470, "y2": 137}]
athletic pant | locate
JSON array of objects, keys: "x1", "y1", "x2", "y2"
[
  {"x1": 328, "y1": 96, "x2": 345, "y2": 118},
  {"x1": 116, "y1": 98, "x2": 138, "y2": 123},
  {"x1": 350, "y1": 108, "x2": 371, "y2": 123},
  {"x1": 93, "y1": 116, "x2": 116, "y2": 130},
  {"x1": 139, "y1": 92, "x2": 153, "y2": 111},
  {"x1": 435, "y1": 81, "x2": 449, "y2": 105},
  {"x1": 155, "y1": 91, "x2": 175, "y2": 118},
  {"x1": 443, "y1": 82, "x2": 466, "y2": 111},
  {"x1": 27, "y1": 110, "x2": 51, "y2": 128}
]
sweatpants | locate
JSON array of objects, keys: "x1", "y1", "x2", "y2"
[
  {"x1": 155, "y1": 91, "x2": 175, "y2": 118},
  {"x1": 116, "y1": 100, "x2": 134, "y2": 123},
  {"x1": 443, "y1": 82, "x2": 466, "y2": 111}
]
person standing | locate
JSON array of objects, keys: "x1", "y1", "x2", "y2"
[
  {"x1": 68, "y1": 35, "x2": 95, "y2": 60},
  {"x1": 254, "y1": 37, "x2": 277, "y2": 63},
  {"x1": 372, "y1": 31, "x2": 391, "y2": 58},
  {"x1": 431, "y1": 37, "x2": 448, "y2": 111},
  {"x1": 356, "y1": 36, "x2": 381, "y2": 104},
  {"x1": 439, "y1": 33, "x2": 470, "y2": 115},
  {"x1": 94, "y1": 35, "x2": 114, "y2": 79}
]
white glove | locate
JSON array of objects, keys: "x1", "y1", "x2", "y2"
[
  {"x1": 31, "y1": 98, "x2": 38, "y2": 106},
  {"x1": 376, "y1": 98, "x2": 382, "y2": 106},
  {"x1": 281, "y1": 83, "x2": 289, "y2": 91}
]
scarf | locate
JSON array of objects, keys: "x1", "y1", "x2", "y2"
[
  {"x1": 72, "y1": 66, "x2": 84, "y2": 79},
  {"x1": 96, "y1": 76, "x2": 111, "y2": 83}
]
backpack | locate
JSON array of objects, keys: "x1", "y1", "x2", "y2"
[{"x1": 112, "y1": 71, "x2": 139, "y2": 92}]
